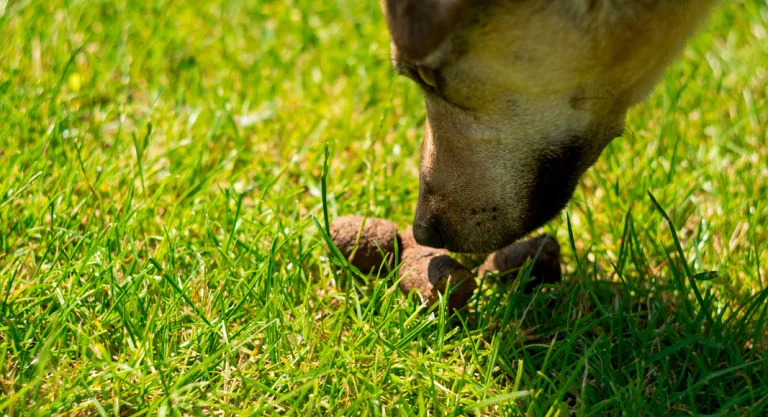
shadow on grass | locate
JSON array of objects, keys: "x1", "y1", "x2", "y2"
[{"x1": 467, "y1": 273, "x2": 768, "y2": 415}]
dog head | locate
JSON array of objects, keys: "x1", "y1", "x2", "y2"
[{"x1": 383, "y1": 0, "x2": 713, "y2": 252}]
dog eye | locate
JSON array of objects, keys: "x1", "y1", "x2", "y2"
[{"x1": 417, "y1": 67, "x2": 437, "y2": 88}]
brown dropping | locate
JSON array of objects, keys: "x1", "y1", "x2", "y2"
[
  {"x1": 478, "y1": 234, "x2": 562, "y2": 288},
  {"x1": 399, "y1": 245, "x2": 477, "y2": 312},
  {"x1": 330, "y1": 216, "x2": 398, "y2": 272}
]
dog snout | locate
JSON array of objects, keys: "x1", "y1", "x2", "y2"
[{"x1": 412, "y1": 209, "x2": 445, "y2": 249}]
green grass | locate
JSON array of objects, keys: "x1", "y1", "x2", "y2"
[{"x1": 1, "y1": 0, "x2": 767, "y2": 415}]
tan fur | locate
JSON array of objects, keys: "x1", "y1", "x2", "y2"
[{"x1": 383, "y1": 0, "x2": 719, "y2": 253}]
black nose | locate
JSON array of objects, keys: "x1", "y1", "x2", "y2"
[{"x1": 412, "y1": 216, "x2": 445, "y2": 249}]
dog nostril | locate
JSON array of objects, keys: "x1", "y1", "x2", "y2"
[{"x1": 413, "y1": 217, "x2": 445, "y2": 249}]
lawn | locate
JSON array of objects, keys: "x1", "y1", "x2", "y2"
[{"x1": 1, "y1": 0, "x2": 767, "y2": 415}]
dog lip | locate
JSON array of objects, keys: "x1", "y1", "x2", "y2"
[{"x1": 444, "y1": 230, "x2": 523, "y2": 254}]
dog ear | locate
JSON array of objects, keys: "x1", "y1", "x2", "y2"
[{"x1": 384, "y1": 0, "x2": 466, "y2": 60}]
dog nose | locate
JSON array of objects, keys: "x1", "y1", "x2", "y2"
[{"x1": 412, "y1": 215, "x2": 445, "y2": 249}]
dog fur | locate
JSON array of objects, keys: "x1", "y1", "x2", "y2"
[{"x1": 382, "y1": 0, "x2": 719, "y2": 253}]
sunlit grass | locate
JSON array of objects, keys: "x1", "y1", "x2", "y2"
[{"x1": 1, "y1": 0, "x2": 766, "y2": 415}]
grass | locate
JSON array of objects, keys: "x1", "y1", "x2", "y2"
[{"x1": 1, "y1": 0, "x2": 767, "y2": 415}]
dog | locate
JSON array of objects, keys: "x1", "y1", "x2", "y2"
[{"x1": 381, "y1": 0, "x2": 718, "y2": 253}]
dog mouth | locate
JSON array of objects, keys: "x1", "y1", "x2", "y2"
[
  {"x1": 440, "y1": 227, "x2": 526, "y2": 254},
  {"x1": 456, "y1": 236, "x2": 519, "y2": 254},
  {"x1": 432, "y1": 181, "x2": 582, "y2": 254},
  {"x1": 427, "y1": 212, "x2": 527, "y2": 254}
]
